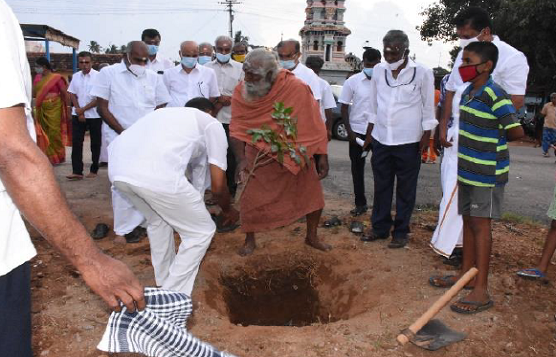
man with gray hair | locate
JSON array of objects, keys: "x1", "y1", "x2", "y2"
[
  {"x1": 163, "y1": 41, "x2": 220, "y2": 107},
  {"x1": 230, "y1": 49, "x2": 330, "y2": 256},
  {"x1": 198, "y1": 41, "x2": 214, "y2": 65},
  {"x1": 361, "y1": 30, "x2": 437, "y2": 249},
  {"x1": 206, "y1": 35, "x2": 245, "y2": 196},
  {"x1": 91, "y1": 41, "x2": 171, "y2": 243}
]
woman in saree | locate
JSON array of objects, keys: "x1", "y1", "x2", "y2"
[{"x1": 33, "y1": 57, "x2": 71, "y2": 164}]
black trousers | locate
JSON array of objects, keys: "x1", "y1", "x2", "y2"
[
  {"x1": 370, "y1": 141, "x2": 421, "y2": 239},
  {"x1": 222, "y1": 124, "x2": 237, "y2": 195},
  {"x1": 0, "y1": 262, "x2": 32, "y2": 357},
  {"x1": 348, "y1": 133, "x2": 367, "y2": 207},
  {"x1": 71, "y1": 116, "x2": 102, "y2": 175}
]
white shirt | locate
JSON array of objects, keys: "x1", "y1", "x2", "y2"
[
  {"x1": 205, "y1": 59, "x2": 244, "y2": 124},
  {"x1": 90, "y1": 62, "x2": 171, "y2": 130},
  {"x1": 318, "y1": 77, "x2": 336, "y2": 123},
  {"x1": 146, "y1": 53, "x2": 174, "y2": 74},
  {"x1": 292, "y1": 63, "x2": 323, "y2": 101},
  {"x1": 163, "y1": 64, "x2": 220, "y2": 108},
  {"x1": 68, "y1": 69, "x2": 100, "y2": 118},
  {"x1": 446, "y1": 36, "x2": 529, "y2": 95},
  {"x1": 367, "y1": 60, "x2": 437, "y2": 145},
  {"x1": 339, "y1": 71, "x2": 373, "y2": 135},
  {"x1": 0, "y1": 0, "x2": 37, "y2": 276},
  {"x1": 108, "y1": 107, "x2": 228, "y2": 194}
]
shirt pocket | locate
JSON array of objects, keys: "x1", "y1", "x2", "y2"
[
  {"x1": 396, "y1": 84, "x2": 418, "y2": 104},
  {"x1": 198, "y1": 82, "x2": 210, "y2": 98},
  {"x1": 140, "y1": 83, "x2": 156, "y2": 107}
]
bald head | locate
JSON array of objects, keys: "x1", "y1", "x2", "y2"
[
  {"x1": 126, "y1": 41, "x2": 148, "y2": 66},
  {"x1": 180, "y1": 41, "x2": 199, "y2": 58}
]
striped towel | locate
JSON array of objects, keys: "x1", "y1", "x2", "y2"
[{"x1": 97, "y1": 287, "x2": 238, "y2": 357}]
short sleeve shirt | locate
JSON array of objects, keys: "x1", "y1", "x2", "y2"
[
  {"x1": 163, "y1": 64, "x2": 221, "y2": 108},
  {"x1": 0, "y1": 0, "x2": 37, "y2": 276},
  {"x1": 205, "y1": 59, "x2": 244, "y2": 124},
  {"x1": 68, "y1": 69, "x2": 100, "y2": 118},
  {"x1": 338, "y1": 71, "x2": 373, "y2": 134},
  {"x1": 108, "y1": 107, "x2": 227, "y2": 194},
  {"x1": 319, "y1": 77, "x2": 336, "y2": 122},
  {"x1": 458, "y1": 78, "x2": 521, "y2": 187}
]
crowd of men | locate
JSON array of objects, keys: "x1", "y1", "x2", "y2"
[{"x1": 3, "y1": 0, "x2": 556, "y2": 355}]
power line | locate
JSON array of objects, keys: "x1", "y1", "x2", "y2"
[{"x1": 218, "y1": 0, "x2": 241, "y2": 38}]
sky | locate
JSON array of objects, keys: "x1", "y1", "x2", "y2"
[{"x1": 7, "y1": 0, "x2": 456, "y2": 69}]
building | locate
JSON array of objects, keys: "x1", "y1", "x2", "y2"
[
  {"x1": 27, "y1": 52, "x2": 123, "y2": 79},
  {"x1": 299, "y1": 0, "x2": 352, "y2": 84}
]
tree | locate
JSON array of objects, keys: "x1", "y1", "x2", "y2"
[
  {"x1": 88, "y1": 40, "x2": 102, "y2": 53},
  {"x1": 119, "y1": 44, "x2": 127, "y2": 53},
  {"x1": 234, "y1": 30, "x2": 249, "y2": 44},
  {"x1": 419, "y1": 0, "x2": 556, "y2": 92},
  {"x1": 104, "y1": 44, "x2": 119, "y2": 54}
]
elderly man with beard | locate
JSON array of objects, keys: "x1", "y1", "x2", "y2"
[{"x1": 230, "y1": 49, "x2": 330, "y2": 256}]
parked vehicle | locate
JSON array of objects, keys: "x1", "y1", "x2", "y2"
[{"x1": 330, "y1": 85, "x2": 348, "y2": 141}]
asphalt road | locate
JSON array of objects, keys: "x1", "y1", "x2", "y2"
[{"x1": 322, "y1": 140, "x2": 555, "y2": 223}]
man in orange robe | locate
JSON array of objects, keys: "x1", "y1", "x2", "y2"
[{"x1": 230, "y1": 49, "x2": 330, "y2": 256}]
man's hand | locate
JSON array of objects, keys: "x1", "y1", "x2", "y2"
[
  {"x1": 347, "y1": 129, "x2": 357, "y2": 143},
  {"x1": 235, "y1": 159, "x2": 249, "y2": 184},
  {"x1": 219, "y1": 95, "x2": 232, "y2": 107},
  {"x1": 439, "y1": 129, "x2": 452, "y2": 148},
  {"x1": 327, "y1": 128, "x2": 333, "y2": 141},
  {"x1": 79, "y1": 252, "x2": 145, "y2": 313},
  {"x1": 419, "y1": 131, "x2": 431, "y2": 153},
  {"x1": 75, "y1": 107, "x2": 85, "y2": 116},
  {"x1": 316, "y1": 154, "x2": 329, "y2": 180},
  {"x1": 78, "y1": 114, "x2": 86, "y2": 123},
  {"x1": 221, "y1": 207, "x2": 240, "y2": 227}
]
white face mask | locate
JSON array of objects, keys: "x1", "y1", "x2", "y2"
[
  {"x1": 459, "y1": 30, "x2": 483, "y2": 48},
  {"x1": 387, "y1": 56, "x2": 406, "y2": 71},
  {"x1": 127, "y1": 55, "x2": 146, "y2": 76}
]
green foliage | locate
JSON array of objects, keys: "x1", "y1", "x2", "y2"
[
  {"x1": 246, "y1": 102, "x2": 309, "y2": 167},
  {"x1": 419, "y1": 0, "x2": 556, "y2": 91}
]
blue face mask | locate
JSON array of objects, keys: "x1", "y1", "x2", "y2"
[
  {"x1": 198, "y1": 56, "x2": 212, "y2": 65},
  {"x1": 147, "y1": 44, "x2": 158, "y2": 56},
  {"x1": 216, "y1": 52, "x2": 231, "y2": 63},
  {"x1": 363, "y1": 67, "x2": 374, "y2": 78},
  {"x1": 280, "y1": 60, "x2": 296, "y2": 70},
  {"x1": 181, "y1": 56, "x2": 197, "y2": 69}
]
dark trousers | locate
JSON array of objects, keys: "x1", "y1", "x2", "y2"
[
  {"x1": 222, "y1": 124, "x2": 237, "y2": 195},
  {"x1": 370, "y1": 141, "x2": 421, "y2": 239},
  {"x1": 0, "y1": 262, "x2": 32, "y2": 357},
  {"x1": 71, "y1": 116, "x2": 102, "y2": 175},
  {"x1": 349, "y1": 133, "x2": 367, "y2": 207}
]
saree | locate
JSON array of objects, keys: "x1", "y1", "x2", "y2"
[{"x1": 34, "y1": 73, "x2": 70, "y2": 164}]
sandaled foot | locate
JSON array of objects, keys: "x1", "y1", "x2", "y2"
[
  {"x1": 450, "y1": 298, "x2": 494, "y2": 314},
  {"x1": 429, "y1": 275, "x2": 474, "y2": 289},
  {"x1": 86, "y1": 172, "x2": 97, "y2": 178},
  {"x1": 305, "y1": 238, "x2": 332, "y2": 252},
  {"x1": 66, "y1": 174, "x2": 83, "y2": 181},
  {"x1": 517, "y1": 268, "x2": 546, "y2": 279},
  {"x1": 360, "y1": 230, "x2": 389, "y2": 242},
  {"x1": 238, "y1": 241, "x2": 256, "y2": 257}
]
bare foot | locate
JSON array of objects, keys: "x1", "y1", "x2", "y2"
[
  {"x1": 238, "y1": 240, "x2": 256, "y2": 257},
  {"x1": 66, "y1": 174, "x2": 83, "y2": 181},
  {"x1": 86, "y1": 172, "x2": 97, "y2": 178},
  {"x1": 305, "y1": 238, "x2": 332, "y2": 252}
]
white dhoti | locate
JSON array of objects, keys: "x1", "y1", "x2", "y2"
[
  {"x1": 113, "y1": 181, "x2": 216, "y2": 295},
  {"x1": 430, "y1": 85, "x2": 466, "y2": 257},
  {"x1": 99, "y1": 123, "x2": 111, "y2": 163}
]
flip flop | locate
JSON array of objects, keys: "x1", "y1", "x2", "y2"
[
  {"x1": 66, "y1": 174, "x2": 83, "y2": 181},
  {"x1": 429, "y1": 275, "x2": 473, "y2": 290},
  {"x1": 350, "y1": 221, "x2": 365, "y2": 234},
  {"x1": 323, "y1": 216, "x2": 342, "y2": 228},
  {"x1": 516, "y1": 268, "x2": 546, "y2": 279},
  {"x1": 450, "y1": 299, "x2": 494, "y2": 314}
]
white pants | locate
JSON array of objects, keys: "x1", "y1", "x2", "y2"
[
  {"x1": 99, "y1": 123, "x2": 112, "y2": 163},
  {"x1": 430, "y1": 128, "x2": 463, "y2": 257},
  {"x1": 113, "y1": 181, "x2": 216, "y2": 295},
  {"x1": 112, "y1": 186, "x2": 146, "y2": 236}
]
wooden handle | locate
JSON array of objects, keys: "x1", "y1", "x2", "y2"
[{"x1": 397, "y1": 267, "x2": 479, "y2": 345}]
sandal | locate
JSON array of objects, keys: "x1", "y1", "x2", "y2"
[
  {"x1": 450, "y1": 299, "x2": 494, "y2": 314},
  {"x1": 516, "y1": 268, "x2": 546, "y2": 279},
  {"x1": 350, "y1": 221, "x2": 365, "y2": 234},
  {"x1": 429, "y1": 275, "x2": 473, "y2": 289},
  {"x1": 323, "y1": 216, "x2": 342, "y2": 227},
  {"x1": 66, "y1": 174, "x2": 83, "y2": 181}
]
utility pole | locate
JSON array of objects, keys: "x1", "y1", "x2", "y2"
[{"x1": 219, "y1": 0, "x2": 242, "y2": 38}]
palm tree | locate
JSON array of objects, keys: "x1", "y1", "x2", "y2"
[
  {"x1": 105, "y1": 44, "x2": 118, "y2": 54},
  {"x1": 88, "y1": 40, "x2": 101, "y2": 53}
]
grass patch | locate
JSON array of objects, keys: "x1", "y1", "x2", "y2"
[{"x1": 500, "y1": 212, "x2": 542, "y2": 226}]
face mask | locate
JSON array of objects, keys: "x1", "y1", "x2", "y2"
[
  {"x1": 216, "y1": 53, "x2": 231, "y2": 63},
  {"x1": 128, "y1": 64, "x2": 146, "y2": 76},
  {"x1": 458, "y1": 63, "x2": 485, "y2": 83},
  {"x1": 147, "y1": 44, "x2": 159, "y2": 56},
  {"x1": 363, "y1": 67, "x2": 373, "y2": 78},
  {"x1": 35, "y1": 67, "x2": 44, "y2": 74},
  {"x1": 280, "y1": 60, "x2": 296, "y2": 70},
  {"x1": 198, "y1": 56, "x2": 212, "y2": 65},
  {"x1": 233, "y1": 54, "x2": 246, "y2": 63},
  {"x1": 459, "y1": 30, "x2": 483, "y2": 48},
  {"x1": 181, "y1": 56, "x2": 197, "y2": 69},
  {"x1": 387, "y1": 56, "x2": 406, "y2": 71}
]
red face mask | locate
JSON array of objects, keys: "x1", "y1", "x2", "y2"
[{"x1": 458, "y1": 63, "x2": 485, "y2": 83}]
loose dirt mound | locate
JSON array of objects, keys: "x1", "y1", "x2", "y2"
[{"x1": 29, "y1": 167, "x2": 556, "y2": 357}]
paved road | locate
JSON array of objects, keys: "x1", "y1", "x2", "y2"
[{"x1": 322, "y1": 140, "x2": 555, "y2": 223}]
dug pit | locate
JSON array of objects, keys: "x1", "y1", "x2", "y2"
[{"x1": 218, "y1": 255, "x2": 358, "y2": 327}]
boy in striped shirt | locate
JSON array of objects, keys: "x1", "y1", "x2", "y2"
[{"x1": 451, "y1": 41, "x2": 524, "y2": 314}]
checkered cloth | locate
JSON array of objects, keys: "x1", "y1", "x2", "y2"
[{"x1": 97, "y1": 288, "x2": 238, "y2": 357}]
